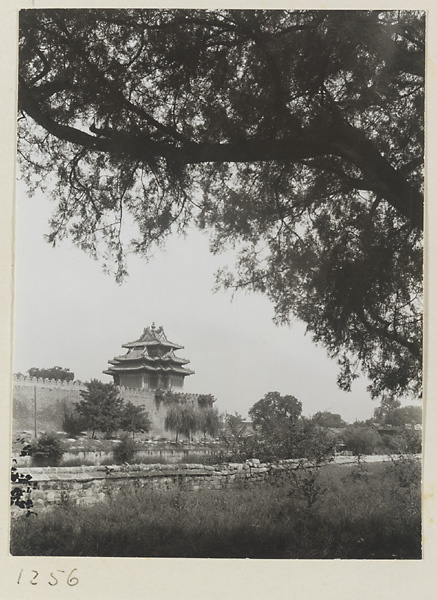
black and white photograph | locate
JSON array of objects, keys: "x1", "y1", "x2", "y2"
[{"x1": 5, "y1": 1, "x2": 430, "y2": 577}]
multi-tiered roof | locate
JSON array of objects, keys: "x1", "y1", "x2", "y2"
[{"x1": 104, "y1": 324, "x2": 194, "y2": 389}]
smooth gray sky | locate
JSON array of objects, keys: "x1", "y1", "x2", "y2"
[{"x1": 13, "y1": 180, "x2": 418, "y2": 422}]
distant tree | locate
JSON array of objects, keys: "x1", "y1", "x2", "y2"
[
  {"x1": 120, "y1": 401, "x2": 151, "y2": 439},
  {"x1": 164, "y1": 405, "x2": 184, "y2": 444},
  {"x1": 295, "y1": 417, "x2": 337, "y2": 461},
  {"x1": 180, "y1": 405, "x2": 199, "y2": 441},
  {"x1": 222, "y1": 409, "x2": 336, "y2": 462},
  {"x1": 222, "y1": 413, "x2": 248, "y2": 443},
  {"x1": 380, "y1": 428, "x2": 422, "y2": 455},
  {"x1": 373, "y1": 397, "x2": 402, "y2": 424},
  {"x1": 249, "y1": 392, "x2": 303, "y2": 458},
  {"x1": 312, "y1": 411, "x2": 347, "y2": 428},
  {"x1": 342, "y1": 425, "x2": 381, "y2": 456},
  {"x1": 27, "y1": 366, "x2": 74, "y2": 381},
  {"x1": 250, "y1": 392, "x2": 302, "y2": 437},
  {"x1": 197, "y1": 394, "x2": 216, "y2": 409},
  {"x1": 220, "y1": 413, "x2": 256, "y2": 460},
  {"x1": 165, "y1": 403, "x2": 199, "y2": 443},
  {"x1": 62, "y1": 409, "x2": 87, "y2": 438},
  {"x1": 197, "y1": 407, "x2": 221, "y2": 442},
  {"x1": 76, "y1": 379, "x2": 124, "y2": 438},
  {"x1": 385, "y1": 405, "x2": 422, "y2": 427}
]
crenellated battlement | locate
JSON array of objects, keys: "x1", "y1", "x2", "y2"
[
  {"x1": 13, "y1": 374, "x2": 210, "y2": 401},
  {"x1": 116, "y1": 386, "x2": 210, "y2": 403},
  {"x1": 13, "y1": 374, "x2": 85, "y2": 390}
]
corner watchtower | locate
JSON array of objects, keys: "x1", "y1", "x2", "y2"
[{"x1": 104, "y1": 323, "x2": 194, "y2": 390}]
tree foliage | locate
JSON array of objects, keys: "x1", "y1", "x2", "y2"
[
  {"x1": 18, "y1": 9, "x2": 424, "y2": 399},
  {"x1": 220, "y1": 413, "x2": 258, "y2": 461},
  {"x1": 164, "y1": 400, "x2": 220, "y2": 442},
  {"x1": 222, "y1": 413, "x2": 249, "y2": 449},
  {"x1": 62, "y1": 409, "x2": 86, "y2": 437},
  {"x1": 224, "y1": 400, "x2": 335, "y2": 462},
  {"x1": 113, "y1": 434, "x2": 138, "y2": 463},
  {"x1": 374, "y1": 400, "x2": 421, "y2": 426},
  {"x1": 27, "y1": 366, "x2": 74, "y2": 381},
  {"x1": 342, "y1": 426, "x2": 381, "y2": 456},
  {"x1": 250, "y1": 392, "x2": 302, "y2": 434},
  {"x1": 295, "y1": 418, "x2": 337, "y2": 462},
  {"x1": 385, "y1": 405, "x2": 422, "y2": 427},
  {"x1": 164, "y1": 403, "x2": 198, "y2": 443},
  {"x1": 196, "y1": 394, "x2": 216, "y2": 409},
  {"x1": 76, "y1": 379, "x2": 124, "y2": 438},
  {"x1": 373, "y1": 396, "x2": 402, "y2": 423},
  {"x1": 381, "y1": 429, "x2": 422, "y2": 455},
  {"x1": 120, "y1": 401, "x2": 151, "y2": 439},
  {"x1": 249, "y1": 392, "x2": 303, "y2": 459},
  {"x1": 197, "y1": 406, "x2": 221, "y2": 441},
  {"x1": 312, "y1": 411, "x2": 347, "y2": 428},
  {"x1": 29, "y1": 432, "x2": 65, "y2": 467}
]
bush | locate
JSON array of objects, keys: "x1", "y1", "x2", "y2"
[
  {"x1": 287, "y1": 467, "x2": 327, "y2": 509},
  {"x1": 221, "y1": 414, "x2": 336, "y2": 464},
  {"x1": 383, "y1": 455, "x2": 421, "y2": 489},
  {"x1": 113, "y1": 435, "x2": 138, "y2": 464},
  {"x1": 62, "y1": 409, "x2": 86, "y2": 438},
  {"x1": 342, "y1": 426, "x2": 381, "y2": 455},
  {"x1": 380, "y1": 429, "x2": 422, "y2": 455},
  {"x1": 30, "y1": 433, "x2": 65, "y2": 467},
  {"x1": 10, "y1": 467, "x2": 37, "y2": 516}
]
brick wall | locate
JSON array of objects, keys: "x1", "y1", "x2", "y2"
[
  {"x1": 12, "y1": 376, "x2": 208, "y2": 439},
  {"x1": 13, "y1": 376, "x2": 85, "y2": 434}
]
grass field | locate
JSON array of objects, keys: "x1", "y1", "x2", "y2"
[{"x1": 10, "y1": 457, "x2": 421, "y2": 559}]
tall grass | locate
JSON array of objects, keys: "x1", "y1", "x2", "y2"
[{"x1": 10, "y1": 458, "x2": 421, "y2": 559}]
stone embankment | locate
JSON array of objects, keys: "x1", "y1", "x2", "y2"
[
  {"x1": 11, "y1": 459, "x2": 319, "y2": 514},
  {"x1": 12, "y1": 455, "x2": 418, "y2": 516}
]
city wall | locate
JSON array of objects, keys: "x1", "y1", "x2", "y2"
[
  {"x1": 13, "y1": 376, "x2": 85, "y2": 436},
  {"x1": 11, "y1": 459, "x2": 320, "y2": 514},
  {"x1": 12, "y1": 375, "x2": 207, "y2": 439}
]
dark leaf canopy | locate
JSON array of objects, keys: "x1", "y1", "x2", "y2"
[
  {"x1": 18, "y1": 9, "x2": 424, "y2": 400},
  {"x1": 250, "y1": 392, "x2": 303, "y2": 432},
  {"x1": 77, "y1": 379, "x2": 124, "y2": 434},
  {"x1": 27, "y1": 365, "x2": 74, "y2": 381}
]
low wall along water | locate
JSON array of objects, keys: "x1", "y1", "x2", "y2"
[
  {"x1": 11, "y1": 459, "x2": 318, "y2": 514},
  {"x1": 11, "y1": 455, "x2": 410, "y2": 516}
]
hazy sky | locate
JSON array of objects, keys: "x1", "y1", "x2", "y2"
[{"x1": 13, "y1": 180, "x2": 417, "y2": 423}]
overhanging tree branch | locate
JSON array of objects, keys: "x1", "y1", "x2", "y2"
[
  {"x1": 17, "y1": 8, "x2": 424, "y2": 400},
  {"x1": 19, "y1": 76, "x2": 423, "y2": 231}
]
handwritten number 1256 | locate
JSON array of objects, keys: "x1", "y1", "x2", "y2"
[{"x1": 17, "y1": 568, "x2": 79, "y2": 586}]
